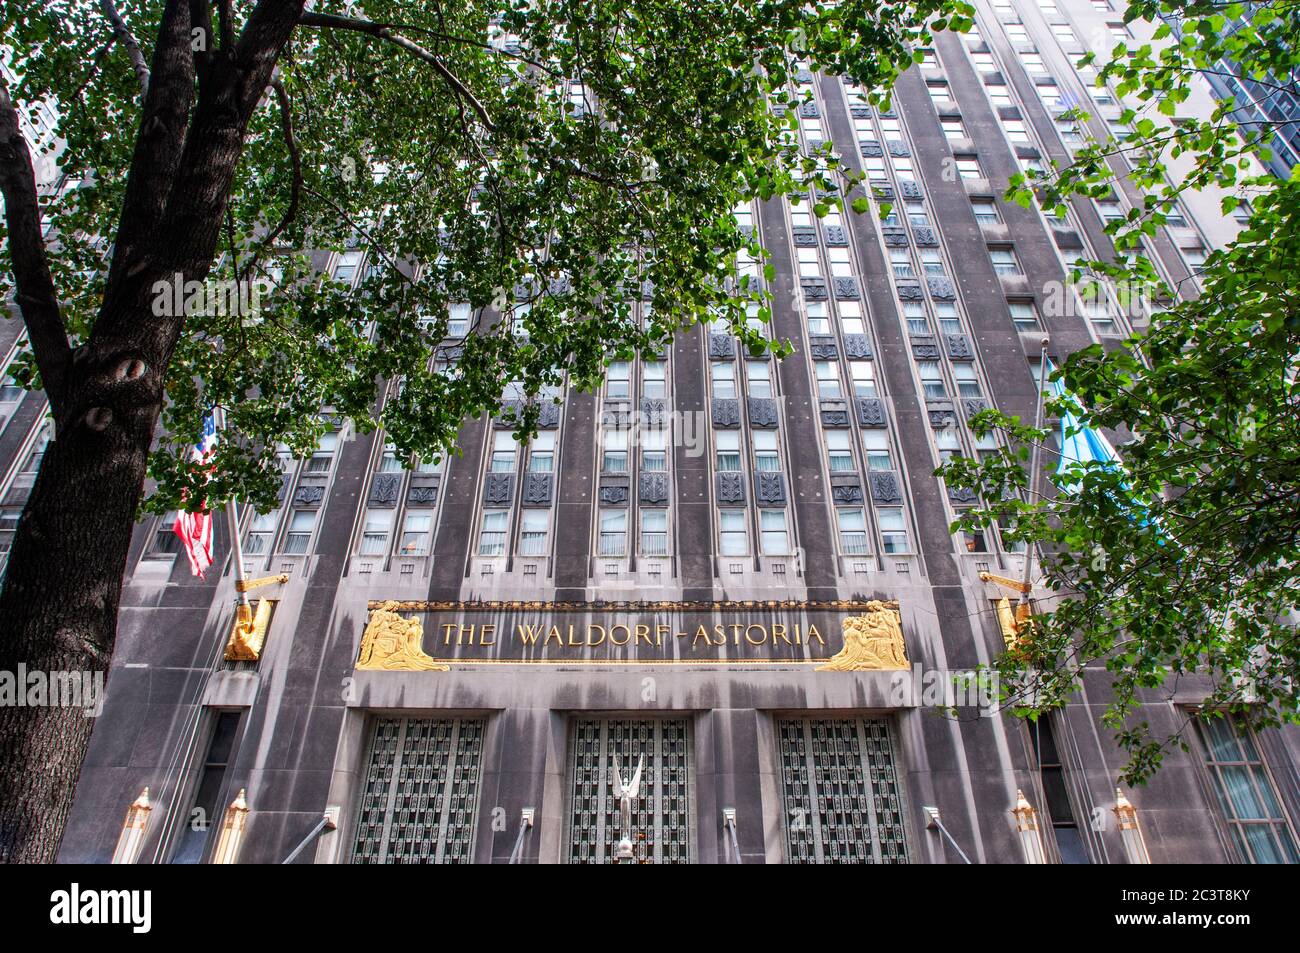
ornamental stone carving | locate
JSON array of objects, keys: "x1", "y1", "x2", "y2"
[
  {"x1": 523, "y1": 472, "x2": 553, "y2": 506},
  {"x1": 407, "y1": 484, "x2": 438, "y2": 507},
  {"x1": 599, "y1": 484, "x2": 629, "y2": 505},
  {"x1": 716, "y1": 472, "x2": 745, "y2": 504},
  {"x1": 869, "y1": 471, "x2": 903, "y2": 504},
  {"x1": 293, "y1": 485, "x2": 325, "y2": 507},
  {"x1": 640, "y1": 472, "x2": 669, "y2": 505},
  {"x1": 712, "y1": 398, "x2": 741, "y2": 428},
  {"x1": 484, "y1": 472, "x2": 513, "y2": 505},
  {"x1": 708, "y1": 334, "x2": 736, "y2": 360},
  {"x1": 747, "y1": 397, "x2": 779, "y2": 428},
  {"x1": 368, "y1": 475, "x2": 399, "y2": 507},
  {"x1": 946, "y1": 334, "x2": 973, "y2": 359},
  {"x1": 843, "y1": 334, "x2": 873, "y2": 359},
  {"x1": 756, "y1": 472, "x2": 787, "y2": 506},
  {"x1": 856, "y1": 398, "x2": 887, "y2": 427}
]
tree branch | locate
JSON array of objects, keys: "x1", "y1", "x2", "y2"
[
  {"x1": 297, "y1": 11, "x2": 496, "y2": 131},
  {"x1": 98, "y1": 0, "x2": 151, "y2": 100},
  {"x1": 245, "y1": 75, "x2": 301, "y2": 272},
  {"x1": 0, "y1": 79, "x2": 71, "y2": 413}
]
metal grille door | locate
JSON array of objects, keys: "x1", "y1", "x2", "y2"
[
  {"x1": 351, "y1": 717, "x2": 484, "y2": 863},
  {"x1": 778, "y1": 718, "x2": 909, "y2": 864},
  {"x1": 567, "y1": 719, "x2": 693, "y2": 864}
]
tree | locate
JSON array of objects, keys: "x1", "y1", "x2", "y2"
[
  {"x1": 937, "y1": 0, "x2": 1300, "y2": 783},
  {"x1": 0, "y1": 1, "x2": 970, "y2": 861}
]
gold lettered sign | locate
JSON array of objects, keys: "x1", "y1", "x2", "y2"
[{"x1": 355, "y1": 599, "x2": 909, "y2": 672}]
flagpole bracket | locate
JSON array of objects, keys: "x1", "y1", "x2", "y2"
[{"x1": 235, "y1": 573, "x2": 290, "y2": 594}]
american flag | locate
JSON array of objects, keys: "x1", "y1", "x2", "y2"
[{"x1": 173, "y1": 413, "x2": 218, "y2": 577}]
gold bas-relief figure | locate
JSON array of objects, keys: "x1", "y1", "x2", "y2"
[
  {"x1": 816, "y1": 600, "x2": 910, "y2": 671},
  {"x1": 225, "y1": 599, "x2": 274, "y2": 662},
  {"x1": 356, "y1": 601, "x2": 449, "y2": 671}
]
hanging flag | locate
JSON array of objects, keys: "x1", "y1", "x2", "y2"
[
  {"x1": 173, "y1": 413, "x2": 218, "y2": 577},
  {"x1": 1045, "y1": 358, "x2": 1123, "y2": 492}
]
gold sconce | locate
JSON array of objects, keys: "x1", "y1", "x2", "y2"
[
  {"x1": 211, "y1": 789, "x2": 249, "y2": 864},
  {"x1": 1012, "y1": 789, "x2": 1047, "y2": 864},
  {"x1": 110, "y1": 787, "x2": 152, "y2": 865},
  {"x1": 223, "y1": 573, "x2": 288, "y2": 662},
  {"x1": 1113, "y1": 787, "x2": 1151, "y2": 864}
]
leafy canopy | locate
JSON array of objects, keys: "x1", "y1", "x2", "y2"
[
  {"x1": 1, "y1": 0, "x2": 971, "y2": 513},
  {"x1": 939, "y1": 0, "x2": 1300, "y2": 781}
]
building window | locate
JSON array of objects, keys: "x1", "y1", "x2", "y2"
[
  {"x1": 1009, "y1": 300, "x2": 1040, "y2": 330},
  {"x1": 752, "y1": 430, "x2": 781, "y2": 471},
  {"x1": 244, "y1": 511, "x2": 277, "y2": 556},
  {"x1": 838, "y1": 300, "x2": 866, "y2": 335},
  {"x1": 605, "y1": 360, "x2": 631, "y2": 399},
  {"x1": 745, "y1": 360, "x2": 773, "y2": 398},
  {"x1": 863, "y1": 431, "x2": 893, "y2": 471},
  {"x1": 478, "y1": 510, "x2": 509, "y2": 556},
  {"x1": 360, "y1": 509, "x2": 393, "y2": 556},
  {"x1": 566, "y1": 719, "x2": 693, "y2": 864},
  {"x1": 826, "y1": 248, "x2": 854, "y2": 279},
  {"x1": 879, "y1": 508, "x2": 909, "y2": 553},
  {"x1": 0, "y1": 507, "x2": 20, "y2": 560},
  {"x1": 760, "y1": 509, "x2": 790, "y2": 555},
  {"x1": 602, "y1": 429, "x2": 629, "y2": 473},
  {"x1": 849, "y1": 361, "x2": 877, "y2": 398},
  {"x1": 640, "y1": 509, "x2": 668, "y2": 556},
  {"x1": 826, "y1": 431, "x2": 854, "y2": 472},
  {"x1": 642, "y1": 360, "x2": 666, "y2": 398},
  {"x1": 715, "y1": 430, "x2": 742, "y2": 472},
  {"x1": 926, "y1": 80, "x2": 952, "y2": 105},
  {"x1": 889, "y1": 249, "x2": 915, "y2": 279},
  {"x1": 148, "y1": 512, "x2": 181, "y2": 556},
  {"x1": 519, "y1": 510, "x2": 548, "y2": 556},
  {"x1": 352, "y1": 718, "x2": 485, "y2": 864},
  {"x1": 778, "y1": 718, "x2": 910, "y2": 863},
  {"x1": 836, "y1": 506, "x2": 869, "y2": 554},
  {"x1": 399, "y1": 513, "x2": 432, "y2": 556},
  {"x1": 917, "y1": 361, "x2": 947, "y2": 400},
  {"x1": 814, "y1": 361, "x2": 842, "y2": 399},
  {"x1": 1006, "y1": 24, "x2": 1029, "y2": 42},
  {"x1": 797, "y1": 247, "x2": 822, "y2": 278},
  {"x1": 902, "y1": 302, "x2": 929, "y2": 335},
  {"x1": 953, "y1": 363, "x2": 982, "y2": 398},
  {"x1": 447, "y1": 303, "x2": 471, "y2": 336},
  {"x1": 528, "y1": 431, "x2": 555, "y2": 472},
  {"x1": 987, "y1": 84, "x2": 1012, "y2": 107},
  {"x1": 598, "y1": 510, "x2": 627, "y2": 556},
  {"x1": 1197, "y1": 715, "x2": 1299, "y2": 863},
  {"x1": 641, "y1": 427, "x2": 667, "y2": 471},
  {"x1": 971, "y1": 51, "x2": 996, "y2": 71},
  {"x1": 954, "y1": 156, "x2": 982, "y2": 179},
  {"x1": 941, "y1": 118, "x2": 966, "y2": 140},
  {"x1": 934, "y1": 301, "x2": 961, "y2": 335},
  {"x1": 282, "y1": 510, "x2": 317, "y2": 554},
  {"x1": 1029, "y1": 717, "x2": 1090, "y2": 863},
  {"x1": 989, "y1": 246, "x2": 1021, "y2": 275},
  {"x1": 488, "y1": 431, "x2": 517, "y2": 473},
  {"x1": 719, "y1": 509, "x2": 748, "y2": 555},
  {"x1": 332, "y1": 250, "x2": 363, "y2": 284},
  {"x1": 806, "y1": 301, "x2": 830, "y2": 335},
  {"x1": 1003, "y1": 118, "x2": 1031, "y2": 143},
  {"x1": 306, "y1": 431, "x2": 337, "y2": 474},
  {"x1": 920, "y1": 249, "x2": 946, "y2": 277},
  {"x1": 972, "y1": 198, "x2": 1000, "y2": 224},
  {"x1": 172, "y1": 711, "x2": 242, "y2": 863},
  {"x1": 711, "y1": 361, "x2": 737, "y2": 399}
]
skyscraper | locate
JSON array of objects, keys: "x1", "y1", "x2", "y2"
[{"x1": 8, "y1": 0, "x2": 1294, "y2": 864}]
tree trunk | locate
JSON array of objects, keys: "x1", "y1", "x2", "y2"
[{"x1": 0, "y1": 383, "x2": 159, "y2": 863}]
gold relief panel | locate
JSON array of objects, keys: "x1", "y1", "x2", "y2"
[{"x1": 352, "y1": 599, "x2": 912, "y2": 672}]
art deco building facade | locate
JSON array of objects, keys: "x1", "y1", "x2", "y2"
[{"x1": 10, "y1": 0, "x2": 1296, "y2": 863}]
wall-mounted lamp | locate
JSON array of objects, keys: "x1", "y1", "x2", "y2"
[
  {"x1": 1012, "y1": 789, "x2": 1047, "y2": 864},
  {"x1": 1113, "y1": 788, "x2": 1151, "y2": 864},
  {"x1": 111, "y1": 787, "x2": 152, "y2": 865},
  {"x1": 211, "y1": 789, "x2": 249, "y2": 864}
]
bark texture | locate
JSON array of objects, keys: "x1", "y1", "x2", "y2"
[{"x1": 0, "y1": 0, "x2": 305, "y2": 863}]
